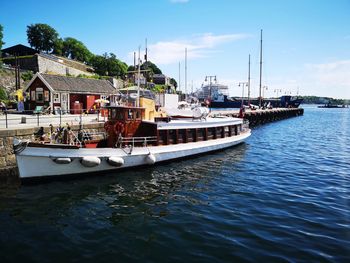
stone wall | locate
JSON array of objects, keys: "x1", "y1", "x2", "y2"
[
  {"x1": 0, "y1": 68, "x2": 27, "y2": 93},
  {"x1": 37, "y1": 55, "x2": 93, "y2": 77},
  {"x1": 0, "y1": 123, "x2": 104, "y2": 183}
]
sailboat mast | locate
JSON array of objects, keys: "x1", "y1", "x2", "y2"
[
  {"x1": 185, "y1": 47, "x2": 187, "y2": 100},
  {"x1": 137, "y1": 46, "x2": 141, "y2": 107},
  {"x1": 178, "y1": 62, "x2": 181, "y2": 94},
  {"x1": 259, "y1": 29, "x2": 263, "y2": 108},
  {"x1": 248, "y1": 54, "x2": 251, "y2": 106}
]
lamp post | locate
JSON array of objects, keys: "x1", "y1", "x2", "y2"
[
  {"x1": 274, "y1": 89, "x2": 282, "y2": 98},
  {"x1": 262, "y1": 85, "x2": 268, "y2": 107},
  {"x1": 238, "y1": 82, "x2": 248, "y2": 108}
]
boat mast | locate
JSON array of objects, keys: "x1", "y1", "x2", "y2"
[
  {"x1": 178, "y1": 62, "x2": 181, "y2": 94},
  {"x1": 259, "y1": 29, "x2": 263, "y2": 108},
  {"x1": 248, "y1": 54, "x2": 251, "y2": 107},
  {"x1": 137, "y1": 46, "x2": 141, "y2": 107},
  {"x1": 185, "y1": 47, "x2": 187, "y2": 101}
]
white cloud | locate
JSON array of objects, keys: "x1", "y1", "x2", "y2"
[
  {"x1": 133, "y1": 33, "x2": 250, "y2": 65},
  {"x1": 303, "y1": 60, "x2": 350, "y2": 98}
]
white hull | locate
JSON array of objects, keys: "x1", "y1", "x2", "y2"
[{"x1": 16, "y1": 130, "x2": 251, "y2": 179}]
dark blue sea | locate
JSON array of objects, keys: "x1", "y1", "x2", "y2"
[{"x1": 0, "y1": 106, "x2": 349, "y2": 262}]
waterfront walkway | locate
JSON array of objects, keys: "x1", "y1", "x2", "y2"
[{"x1": 0, "y1": 112, "x2": 106, "y2": 130}]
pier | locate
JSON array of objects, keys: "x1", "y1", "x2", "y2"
[{"x1": 210, "y1": 108, "x2": 304, "y2": 127}]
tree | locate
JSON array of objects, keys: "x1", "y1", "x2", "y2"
[
  {"x1": 141, "y1": 61, "x2": 162, "y2": 74},
  {"x1": 90, "y1": 53, "x2": 127, "y2": 78},
  {"x1": 0, "y1": 87, "x2": 8, "y2": 100},
  {"x1": 170, "y1": 78, "x2": 177, "y2": 89},
  {"x1": 27, "y1": 23, "x2": 59, "y2": 53},
  {"x1": 0, "y1": 24, "x2": 4, "y2": 62},
  {"x1": 53, "y1": 38, "x2": 64, "y2": 56},
  {"x1": 62, "y1": 37, "x2": 92, "y2": 63}
]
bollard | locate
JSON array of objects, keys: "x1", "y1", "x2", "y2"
[{"x1": 21, "y1": 116, "x2": 26, "y2": 123}]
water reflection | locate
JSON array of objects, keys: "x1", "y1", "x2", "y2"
[{"x1": 0, "y1": 144, "x2": 248, "y2": 225}]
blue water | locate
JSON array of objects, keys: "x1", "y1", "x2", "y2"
[{"x1": 0, "y1": 106, "x2": 349, "y2": 262}]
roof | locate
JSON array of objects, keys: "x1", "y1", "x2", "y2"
[
  {"x1": 1, "y1": 44, "x2": 38, "y2": 57},
  {"x1": 26, "y1": 73, "x2": 117, "y2": 94}
]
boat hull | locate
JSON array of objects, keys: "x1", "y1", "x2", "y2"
[{"x1": 16, "y1": 130, "x2": 251, "y2": 179}]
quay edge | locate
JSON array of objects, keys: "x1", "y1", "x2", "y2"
[{"x1": 210, "y1": 108, "x2": 304, "y2": 127}]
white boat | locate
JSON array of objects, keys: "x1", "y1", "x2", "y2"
[{"x1": 14, "y1": 99, "x2": 251, "y2": 180}]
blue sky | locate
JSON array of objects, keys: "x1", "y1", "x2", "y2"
[{"x1": 1, "y1": 0, "x2": 350, "y2": 98}]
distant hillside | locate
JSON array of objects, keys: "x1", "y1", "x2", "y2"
[{"x1": 300, "y1": 96, "x2": 350, "y2": 105}]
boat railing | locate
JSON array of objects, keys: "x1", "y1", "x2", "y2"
[
  {"x1": 242, "y1": 120, "x2": 250, "y2": 132},
  {"x1": 117, "y1": 136, "x2": 158, "y2": 149}
]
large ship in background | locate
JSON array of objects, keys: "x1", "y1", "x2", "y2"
[{"x1": 195, "y1": 82, "x2": 303, "y2": 109}]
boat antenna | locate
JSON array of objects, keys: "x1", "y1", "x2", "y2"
[
  {"x1": 248, "y1": 54, "x2": 251, "y2": 107},
  {"x1": 185, "y1": 47, "x2": 187, "y2": 101},
  {"x1": 259, "y1": 29, "x2": 263, "y2": 108},
  {"x1": 137, "y1": 46, "x2": 141, "y2": 107}
]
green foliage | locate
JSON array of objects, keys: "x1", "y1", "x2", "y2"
[
  {"x1": 76, "y1": 74, "x2": 103, "y2": 79},
  {"x1": 53, "y1": 38, "x2": 64, "y2": 56},
  {"x1": 21, "y1": 71, "x2": 34, "y2": 81},
  {"x1": 170, "y1": 78, "x2": 177, "y2": 89},
  {"x1": 90, "y1": 53, "x2": 127, "y2": 78},
  {"x1": 0, "y1": 87, "x2": 8, "y2": 100},
  {"x1": 300, "y1": 96, "x2": 349, "y2": 105},
  {"x1": 150, "y1": 84, "x2": 166, "y2": 93},
  {"x1": 62, "y1": 37, "x2": 92, "y2": 63},
  {"x1": 27, "y1": 23, "x2": 59, "y2": 53},
  {"x1": 141, "y1": 61, "x2": 162, "y2": 74},
  {"x1": 0, "y1": 24, "x2": 4, "y2": 65}
]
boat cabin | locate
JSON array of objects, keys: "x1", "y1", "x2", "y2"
[{"x1": 103, "y1": 105, "x2": 245, "y2": 148}]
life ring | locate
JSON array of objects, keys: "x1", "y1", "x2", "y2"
[
  {"x1": 114, "y1": 122, "x2": 125, "y2": 135},
  {"x1": 104, "y1": 121, "x2": 112, "y2": 133}
]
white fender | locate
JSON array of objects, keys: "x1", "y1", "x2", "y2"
[
  {"x1": 145, "y1": 153, "x2": 156, "y2": 165},
  {"x1": 108, "y1": 156, "x2": 124, "y2": 167},
  {"x1": 53, "y1": 157, "x2": 72, "y2": 164},
  {"x1": 81, "y1": 156, "x2": 101, "y2": 167}
]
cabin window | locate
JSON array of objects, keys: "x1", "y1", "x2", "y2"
[
  {"x1": 136, "y1": 110, "x2": 141, "y2": 120},
  {"x1": 111, "y1": 109, "x2": 117, "y2": 119},
  {"x1": 128, "y1": 109, "x2": 134, "y2": 120},
  {"x1": 36, "y1": 88, "x2": 44, "y2": 102},
  {"x1": 168, "y1": 130, "x2": 175, "y2": 143},
  {"x1": 53, "y1": 93, "x2": 60, "y2": 103},
  {"x1": 117, "y1": 110, "x2": 124, "y2": 120},
  {"x1": 198, "y1": 128, "x2": 204, "y2": 140}
]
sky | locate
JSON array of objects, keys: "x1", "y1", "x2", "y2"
[{"x1": 1, "y1": 0, "x2": 350, "y2": 99}]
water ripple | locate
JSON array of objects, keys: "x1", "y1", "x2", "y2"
[{"x1": 1, "y1": 107, "x2": 350, "y2": 262}]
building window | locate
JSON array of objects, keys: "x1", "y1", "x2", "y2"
[
  {"x1": 53, "y1": 93, "x2": 60, "y2": 103},
  {"x1": 31, "y1": 90, "x2": 35, "y2": 101},
  {"x1": 36, "y1": 88, "x2": 44, "y2": 102},
  {"x1": 44, "y1": 90, "x2": 49, "y2": 101}
]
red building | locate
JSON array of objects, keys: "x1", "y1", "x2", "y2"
[{"x1": 25, "y1": 73, "x2": 118, "y2": 113}]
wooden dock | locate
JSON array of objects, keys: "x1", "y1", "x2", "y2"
[{"x1": 209, "y1": 108, "x2": 304, "y2": 127}]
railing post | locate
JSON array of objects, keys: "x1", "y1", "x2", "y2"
[
  {"x1": 97, "y1": 109, "x2": 100, "y2": 122},
  {"x1": 37, "y1": 113, "x2": 39, "y2": 126},
  {"x1": 59, "y1": 109, "x2": 62, "y2": 126},
  {"x1": 5, "y1": 111, "x2": 8, "y2": 129},
  {"x1": 79, "y1": 111, "x2": 82, "y2": 130}
]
